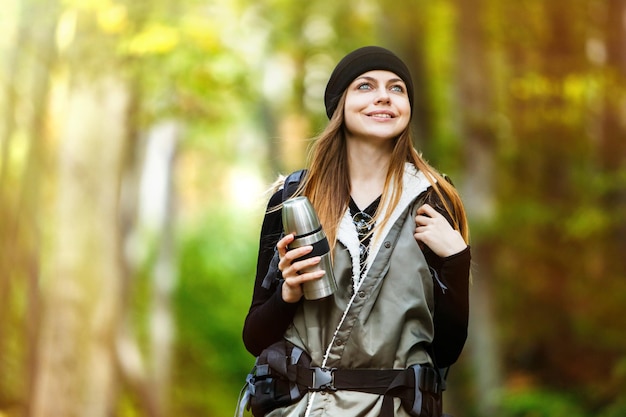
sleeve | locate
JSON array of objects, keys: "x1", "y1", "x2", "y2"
[
  {"x1": 421, "y1": 190, "x2": 471, "y2": 368},
  {"x1": 242, "y1": 190, "x2": 301, "y2": 356}
]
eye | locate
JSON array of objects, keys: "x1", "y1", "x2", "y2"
[
  {"x1": 357, "y1": 82, "x2": 373, "y2": 90},
  {"x1": 390, "y1": 85, "x2": 404, "y2": 93}
]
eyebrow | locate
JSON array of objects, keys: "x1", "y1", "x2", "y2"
[{"x1": 355, "y1": 75, "x2": 405, "y2": 85}]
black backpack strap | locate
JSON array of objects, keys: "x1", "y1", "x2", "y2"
[
  {"x1": 282, "y1": 169, "x2": 307, "y2": 201},
  {"x1": 261, "y1": 169, "x2": 307, "y2": 290},
  {"x1": 291, "y1": 365, "x2": 444, "y2": 417},
  {"x1": 424, "y1": 343, "x2": 448, "y2": 392}
]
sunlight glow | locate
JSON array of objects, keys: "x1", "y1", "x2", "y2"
[{"x1": 227, "y1": 168, "x2": 266, "y2": 212}]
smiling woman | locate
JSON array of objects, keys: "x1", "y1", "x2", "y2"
[
  {"x1": 343, "y1": 70, "x2": 412, "y2": 146},
  {"x1": 241, "y1": 46, "x2": 471, "y2": 417}
]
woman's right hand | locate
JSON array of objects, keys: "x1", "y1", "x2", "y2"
[{"x1": 277, "y1": 234, "x2": 326, "y2": 303}]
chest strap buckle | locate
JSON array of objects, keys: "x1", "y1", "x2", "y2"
[{"x1": 309, "y1": 367, "x2": 336, "y2": 391}]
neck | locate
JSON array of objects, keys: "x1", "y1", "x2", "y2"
[{"x1": 347, "y1": 141, "x2": 392, "y2": 209}]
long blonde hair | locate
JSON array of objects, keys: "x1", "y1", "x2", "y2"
[{"x1": 286, "y1": 92, "x2": 469, "y2": 251}]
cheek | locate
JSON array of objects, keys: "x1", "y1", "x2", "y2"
[
  {"x1": 344, "y1": 94, "x2": 369, "y2": 111},
  {"x1": 343, "y1": 112, "x2": 360, "y2": 135},
  {"x1": 396, "y1": 98, "x2": 411, "y2": 115},
  {"x1": 342, "y1": 101, "x2": 366, "y2": 129}
]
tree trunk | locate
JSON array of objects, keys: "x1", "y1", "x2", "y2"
[
  {"x1": 0, "y1": 0, "x2": 58, "y2": 413},
  {"x1": 600, "y1": 0, "x2": 626, "y2": 172},
  {"x1": 600, "y1": 0, "x2": 626, "y2": 246},
  {"x1": 377, "y1": 2, "x2": 434, "y2": 145},
  {"x1": 141, "y1": 121, "x2": 179, "y2": 415},
  {"x1": 455, "y1": 0, "x2": 503, "y2": 415},
  {"x1": 31, "y1": 76, "x2": 129, "y2": 417}
]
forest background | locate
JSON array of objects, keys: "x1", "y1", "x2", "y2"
[{"x1": 1, "y1": 0, "x2": 625, "y2": 416}]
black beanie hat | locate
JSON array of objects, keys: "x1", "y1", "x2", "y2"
[{"x1": 324, "y1": 46, "x2": 414, "y2": 119}]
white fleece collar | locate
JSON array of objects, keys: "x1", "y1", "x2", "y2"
[{"x1": 336, "y1": 163, "x2": 432, "y2": 292}]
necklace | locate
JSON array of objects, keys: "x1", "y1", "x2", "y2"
[{"x1": 349, "y1": 196, "x2": 381, "y2": 275}]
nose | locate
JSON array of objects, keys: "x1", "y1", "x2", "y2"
[{"x1": 375, "y1": 89, "x2": 390, "y2": 103}]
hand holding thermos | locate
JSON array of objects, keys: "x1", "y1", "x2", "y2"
[{"x1": 277, "y1": 196, "x2": 337, "y2": 301}]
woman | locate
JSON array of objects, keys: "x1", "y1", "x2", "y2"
[{"x1": 242, "y1": 46, "x2": 471, "y2": 417}]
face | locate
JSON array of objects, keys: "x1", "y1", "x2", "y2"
[{"x1": 343, "y1": 70, "x2": 411, "y2": 142}]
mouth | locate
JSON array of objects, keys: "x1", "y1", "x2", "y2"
[{"x1": 366, "y1": 111, "x2": 396, "y2": 119}]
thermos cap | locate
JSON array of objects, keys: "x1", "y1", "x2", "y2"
[{"x1": 282, "y1": 196, "x2": 321, "y2": 236}]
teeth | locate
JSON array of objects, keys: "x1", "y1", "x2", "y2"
[{"x1": 371, "y1": 113, "x2": 392, "y2": 118}]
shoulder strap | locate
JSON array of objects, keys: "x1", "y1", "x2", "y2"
[
  {"x1": 425, "y1": 344, "x2": 449, "y2": 391},
  {"x1": 282, "y1": 169, "x2": 307, "y2": 202},
  {"x1": 260, "y1": 169, "x2": 307, "y2": 291}
]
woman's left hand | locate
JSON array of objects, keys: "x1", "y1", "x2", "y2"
[{"x1": 414, "y1": 204, "x2": 467, "y2": 258}]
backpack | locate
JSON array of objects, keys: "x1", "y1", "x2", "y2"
[
  {"x1": 281, "y1": 169, "x2": 307, "y2": 201},
  {"x1": 236, "y1": 170, "x2": 454, "y2": 417}
]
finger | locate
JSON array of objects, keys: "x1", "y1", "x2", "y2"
[
  {"x1": 281, "y1": 275, "x2": 305, "y2": 302},
  {"x1": 298, "y1": 269, "x2": 326, "y2": 283},
  {"x1": 291, "y1": 256, "x2": 322, "y2": 274},
  {"x1": 279, "y1": 245, "x2": 314, "y2": 276},
  {"x1": 286, "y1": 252, "x2": 319, "y2": 279},
  {"x1": 415, "y1": 214, "x2": 430, "y2": 226},
  {"x1": 417, "y1": 203, "x2": 439, "y2": 217},
  {"x1": 413, "y1": 232, "x2": 427, "y2": 251},
  {"x1": 282, "y1": 269, "x2": 325, "y2": 303},
  {"x1": 414, "y1": 225, "x2": 429, "y2": 234},
  {"x1": 284, "y1": 245, "x2": 314, "y2": 264},
  {"x1": 414, "y1": 228, "x2": 432, "y2": 243},
  {"x1": 416, "y1": 211, "x2": 441, "y2": 227},
  {"x1": 277, "y1": 234, "x2": 294, "y2": 256},
  {"x1": 282, "y1": 269, "x2": 324, "y2": 294},
  {"x1": 290, "y1": 267, "x2": 326, "y2": 280}
]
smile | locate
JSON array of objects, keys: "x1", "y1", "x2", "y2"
[{"x1": 367, "y1": 112, "x2": 395, "y2": 119}]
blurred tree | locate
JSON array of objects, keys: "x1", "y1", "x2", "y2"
[
  {"x1": 454, "y1": 0, "x2": 503, "y2": 415},
  {"x1": 33, "y1": 76, "x2": 129, "y2": 417},
  {"x1": 600, "y1": 0, "x2": 626, "y2": 238},
  {"x1": 0, "y1": 0, "x2": 58, "y2": 414},
  {"x1": 376, "y1": 0, "x2": 434, "y2": 144},
  {"x1": 30, "y1": 4, "x2": 131, "y2": 415},
  {"x1": 491, "y1": 0, "x2": 626, "y2": 412}
]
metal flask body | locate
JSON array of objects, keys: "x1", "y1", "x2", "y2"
[{"x1": 282, "y1": 196, "x2": 337, "y2": 300}]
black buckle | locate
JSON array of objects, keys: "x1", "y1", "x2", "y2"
[
  {"x1": 309, "y1": 367, "x2": 336, "y2": 391},
  {"x1": 417, "y1": 365, "x2": 439, "y2": 394}
]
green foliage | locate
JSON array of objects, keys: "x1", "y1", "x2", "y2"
[
  {"x1": 172, "y1": 207, "x2": 260, "y2": 415},
  {"x1": 501, "y1": 389, "x2": 587, "y2": 417},
  {"x1": 501, "y1": 388, "x2": 626, "y2": 417},
  {"x1": 598, "y1": 399, "x2": 626, "y2": 417}
]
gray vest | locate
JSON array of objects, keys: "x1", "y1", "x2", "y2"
[{"x1": 278, "y1": 164, "x2": 434, "y2": 417}]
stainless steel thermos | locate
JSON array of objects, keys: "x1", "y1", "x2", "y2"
[{"x1": 282, "y1": 196, "x2": 337, "y2": 300}]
